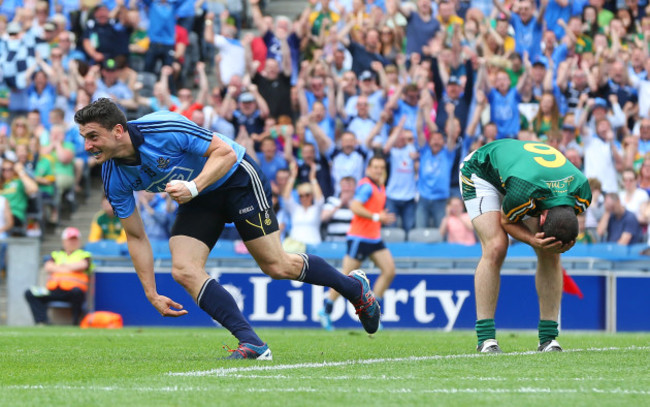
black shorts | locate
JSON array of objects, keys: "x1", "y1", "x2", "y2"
[
  {"x1": 346, "y1": 238, "x2": 386, "y2": 261},
  {"x1": 170, "y1": 154, "x2": 279, "y2": 248}
]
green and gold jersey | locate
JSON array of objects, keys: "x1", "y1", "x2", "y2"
[{"x1": 460, "y1": 139, "x2": 592, "y2": 222}]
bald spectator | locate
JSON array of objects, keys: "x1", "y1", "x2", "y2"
[
  {"x1": 345, "y1": 94, "x2": 377, "y2": 151},
  {"x1": 330, "y1": 132, "x2": 366, "y2": 196}
]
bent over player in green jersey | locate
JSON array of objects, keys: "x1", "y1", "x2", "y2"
[{"x1": 459, "y1": 139, "x2": 592, "y2": 353}]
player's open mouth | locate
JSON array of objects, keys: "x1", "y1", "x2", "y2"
[{"x1": 90, "y1": 150, "x2": 102, "y2": 158}]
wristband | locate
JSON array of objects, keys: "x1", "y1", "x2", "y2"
[
  {"x1": 169, "y1": 180, "x2": 199, "y2": 198},
  {"x1": 372, "y1": 213, "x2": 380, "y2": 222}
]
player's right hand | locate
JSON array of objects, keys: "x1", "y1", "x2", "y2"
[
  {"x1": 531, "y1": 232, "x2": 567, "y2": 254},
  {"x1": 381, "y1": 211, "x2": 397, "y2": 225},
  {"x1": 149, "y1": 294, "x2": 189, "y2": 317}
]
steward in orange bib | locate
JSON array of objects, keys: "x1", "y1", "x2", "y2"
[
  {"x1": 318, "y1": 156, "x2": 398, "y2": 331},
  {"x1": 25, "y1": 227, "x2": 94, "y2": 325}
]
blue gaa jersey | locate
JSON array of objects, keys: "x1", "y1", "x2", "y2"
[{"x1": 103, "y1": 111, "x2": 246, "y2": 218}]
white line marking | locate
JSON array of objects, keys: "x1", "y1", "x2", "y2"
[
  {"x1": 4, "y1": 385, "x2": 650, "y2": 396},
  {"x1": 168, "y1": 345, "x2": 650, "y2": 377}
]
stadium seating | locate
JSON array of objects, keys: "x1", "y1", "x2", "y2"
[
  {"x1": 408, "y1": 228, "x2": 443, "y2": 243},
  {"x1": 84, "y1": 240, "x2": 127, "y2": 257},
  {"x1": 136, "y1": 72, "x2": 157, "y2": 98},
  {"x1": 381, "y1": 227, "x2": 407, "y2": 243},
  {"x1": 83, "y1": 238, "x2": 650, "y2": 272}
]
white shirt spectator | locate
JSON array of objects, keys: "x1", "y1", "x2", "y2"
[
  {"x1": 284, "y1": 194, "x2": 325, "y2": 245},
  {"x1": 346, "y1": 116, "x2": 376, "y2": 150},
  {"x1": 213, "y1": 34, "x2": 246, "y2": 85},
  {"x1": 619, "y1": 188, "x2": 649, "y2": 220},
  {"x1": 345, "y1": 90, "x2": 385, "y2": 122},
  {"x1": 583, "y1": 131, "x2": 620, "y2": 194},
  {"x1": 330, "y1": 148, "x2": 365, "y2": 195}
]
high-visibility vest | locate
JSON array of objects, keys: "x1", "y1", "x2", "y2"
[
  {"x1": 45, "y1": 249, "x2": 93, "y2": 293},
  {"x1": 347, "y1": 177, "x2": 386, "y2": 240}
]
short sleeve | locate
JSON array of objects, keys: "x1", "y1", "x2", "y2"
[{"x1": 353, "y1": 183, "x2": 373, "y2": 204}]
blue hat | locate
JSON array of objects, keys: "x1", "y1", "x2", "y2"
[
  {"x1": 448, "y1": 75, "x2": 461, "y2": 85},
  {"x1": 532, "y1": 56, "x2": 548, "y2": 69},
  {"x1": 593, "y1": 97, "x2": 608, "y2": 110},
  {"x1": 238, "y1": 92, "x2": 255, "y2": 103},
  {"x1": 359, "y1": 70, "x2": 375, "y2": 81}
]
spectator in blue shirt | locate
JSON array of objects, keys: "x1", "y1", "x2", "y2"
[
  {"x1": 337, "y1": 20, "x2": 388, "y2": 76},
  {"x1": 385, "y1": 83, "x2": 420, "y2": 134},
  {"x1": 493, "y1": 0, "x2": 548, "y2": 61},
  {"x1": 137, "y1": 191, "x2": 177, "y2": 240},
  {"x1": 398, "y1": 0, "x2": 441, "y2": 57},
  {"x1": 383, "y1": 116, "x2": 418, "y2": 234},
  {"x1": 480, "y1": 57, "x2": 531, "y2": 139},
  {"x1": 416, "y1": 101, "x2": 459, "y2": 229},
  {"x1": 544, "y1": 0, "x2": 572, "y2": 39},
  {"x1": 142, "y1": 0, "x2": 180, "y2": 73},
  {"x1": 254, "y1": 136, "x2": 288, "y2": 183},
  {"x1": 24, "y1": 64, "x2": 57, "y2": 129},
  {"x1": 598, "y1": 193, "x2": 644, "y2": 245},
  {"x1": 82, "y1": 4, "x2": 123, "y2": 65}
]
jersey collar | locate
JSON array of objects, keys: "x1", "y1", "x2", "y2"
[{"x1": 116, "y1": 122, "x2": 145, "y2": 166}]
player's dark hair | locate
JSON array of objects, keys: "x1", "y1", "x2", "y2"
[
  {"x1": 542, "y1": 205, "x2": 579, "y2": 245},
  {"x1": 74, "y1": 98, "x2": 127, "y2": 131}
]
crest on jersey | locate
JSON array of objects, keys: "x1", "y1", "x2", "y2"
[{"x1": 156, "y1": 157, "x2": 170, "y2": 169}]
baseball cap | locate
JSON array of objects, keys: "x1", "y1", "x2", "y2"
[
  {"x1": 7, "y1": 22, "x2": 21, "y2": 35},
  {"x1": 61, "y1": 227, "x2": 81, "y2": 240},
  {"x1": 593, "y1": 97, "x2": 608, "y2": 110},
  {"x1": 532, "y1": 56, "x2": 548, "y2": 69},
  {"x1": 102, "y1": 58, "x2": 117, "y2": 71},
  {"x1": 238, "y1": 92, "x2": 255, "y2": 103},
  {"x1": 448, "y1": 75, "x2": 461, "y2": 85},
  {"x1": 359, "y1": 70, "x2": 375, "y2": 81}
]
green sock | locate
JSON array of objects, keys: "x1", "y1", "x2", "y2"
[
  {"x1": 538, "y1": 320, "x2": 559, "y2": 344},
  {"x1": 476, "y1": 319, "x2": 496, "y2": 347}
]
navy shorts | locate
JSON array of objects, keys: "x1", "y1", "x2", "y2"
[
  {"x1": 346, "y1": 238, "x2": 386, "y2": 261},
  {"x1": 171, "y1": 154, "x2": 279, "y2": 248}
]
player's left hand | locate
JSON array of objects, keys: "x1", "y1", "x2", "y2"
[{"x1": 165, "y1": 180, "x2": 196, "y2": 204}]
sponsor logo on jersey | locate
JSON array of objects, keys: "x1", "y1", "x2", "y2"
[
  {"x1": 239, "y1": 205, "x2": 254, "y2": 215},
  {"x1": 543, "y1": 175, "x2": 575, "y2": 194}
]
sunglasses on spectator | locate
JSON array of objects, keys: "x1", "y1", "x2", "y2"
[{"x1": 298, "y1": 193, "x2": 312, "y2": 198}]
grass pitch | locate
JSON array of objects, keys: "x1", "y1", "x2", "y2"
[{"x1": 0, "y1": 327, "x2": 648, "y2": 407}]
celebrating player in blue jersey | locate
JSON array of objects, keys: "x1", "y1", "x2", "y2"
[{"x1": 74, "y1": 99, "x2": 380, "y2": 360}]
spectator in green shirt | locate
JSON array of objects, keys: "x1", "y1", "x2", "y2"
[
  {"x1": 1, "y1": 159, "x2": 38, "y2": 230},
  {"x1": 40, "y1": 124, "x2": 75, "y2": 223}
]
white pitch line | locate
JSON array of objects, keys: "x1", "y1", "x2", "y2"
[
  {"x1": 169, "y1": 345, "x2": 650, "y2": 377},
  {"x1": 4, "y1": 385, "x2": 650, "y2": 396}
]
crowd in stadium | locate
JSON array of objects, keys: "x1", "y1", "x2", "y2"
[{"x1": 1, "y1": 0, "x2": 650, "y2": 248}]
